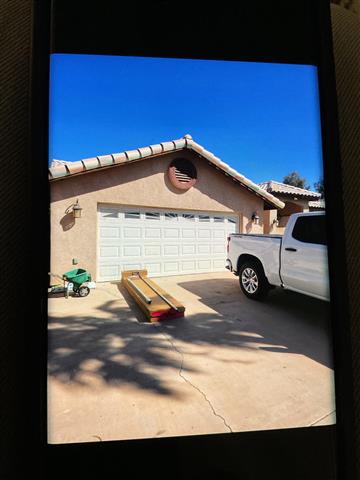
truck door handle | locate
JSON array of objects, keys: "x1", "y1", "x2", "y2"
[{"x1": 285, "y1": 247, "x2": 297, "y2": 252}]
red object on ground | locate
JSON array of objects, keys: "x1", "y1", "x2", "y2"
[{"x1": 150, "y1": 308, "x2": 185, "y2": 321}]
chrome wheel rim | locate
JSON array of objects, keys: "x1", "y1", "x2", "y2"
[{"x1": 241, "y1": 268, "x2": 259, "y2": 294}]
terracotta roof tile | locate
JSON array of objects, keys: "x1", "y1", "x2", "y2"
[
  {"x1": 66, "y1": 161, "x2": 84, "y2": 175},
  {"x1": 124, "y1": 149, "x2": 141, "y2": 161},
  {"x1": 82, "y1": 157, "x2": 100, "y2": 170},
  {"x1": 149, "y1": 144, "x2": 163, "y2": 155},
  {"x1": 51, "y1": 160, "x2": 68, "y2": 167},
  {"x1": 227, "y1": 167, "x2": 239, "y2": 177},
  {"x1": 160, "y1": 141, "x2": 176, "y2": 152},
  {"x1": 97, "y1": 155, "x2": 113, "y2": 167},
  {"x1": 49, "y1": 164, "x2": 69, "y2": 178},
  {"x1": 188, "y1": 141, "x2": 204, "y2": 154},
  {"x1": 138, "y1": 146, "x2": 153, "y2": 158},
  {"x1": 112, "y1": 152, "x2": 127, "y2": 164},
  {"x1": 173, "y1": 138, "x2": 186, "y2": 149},
  {"x1": 259, "y1": 180, "x2": 321, "y2": 198},
  {"x1": 309, "y1": 199, "x2": 325, "y2": 208}
]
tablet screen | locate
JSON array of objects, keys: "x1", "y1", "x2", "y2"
[{"x1": 47, "y1": 54, "x2": 334, "y2": 444}]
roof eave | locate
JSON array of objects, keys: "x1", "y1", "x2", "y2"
[
  {"x1": 49, "y1": 135, "x2": 285, "y2": 209},
  {"x1": 187, "y1": 140, "x2": 284, "y2": 209},
  {"x1": 48, "y1": 148, "x2": 188, "y2": 182},
  {"x1": 273, "y1": 191, "x2": 321, "y2": 200}
]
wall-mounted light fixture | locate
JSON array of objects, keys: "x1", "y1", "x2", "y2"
[
  {"x1": 65, "y1": 199, "x2": 82, "y2": 219},
  {"x1": 251, "y1": 212, "x2": 260, "y2": 225}
]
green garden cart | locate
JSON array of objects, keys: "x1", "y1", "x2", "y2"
[
  {"x1": 62, "y1": 268, "x2": 92, "y2": 297},
  {"x1": 49, "y1": 268, "x2": 93, "y2": 297}
]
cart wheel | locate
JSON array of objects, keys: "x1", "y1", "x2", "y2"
[{"x1": 78, "y1": 286, "x2": 90, "y2": 297}]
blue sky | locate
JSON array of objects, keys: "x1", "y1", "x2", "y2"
[{"x1": 49, "y1": 54, "x2": 323, "y2": 187}]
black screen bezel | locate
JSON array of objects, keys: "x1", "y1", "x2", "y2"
[{"x1": 29, "y1": 1, "x2": 355, "y2": 478}]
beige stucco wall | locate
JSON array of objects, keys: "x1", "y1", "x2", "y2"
[
  {"x1": 263, "y1": 195, "x2": 310, "y2": 234},
  {"x1": 50, "y1": 150, "x2": 265, "y2": 282},
  {"x1": 264, "y1": 209, "x2": 278, "y2": 234},
  {"x1": 278, "y1": 198, "x2": 309, "y2": 216}
]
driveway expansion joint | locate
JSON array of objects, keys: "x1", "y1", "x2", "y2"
[{"x1": 156, "y1": 324, "x2": 233, "y2": 434}]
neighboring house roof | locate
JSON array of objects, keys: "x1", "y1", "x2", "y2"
[
  {"x1": 308, "y1": 199, "x2": 325, "y2": 209},
  {"x1": 259, "y1": 180, "x2": 321, "y2": 199},
  {"x1": 48, "y1": 134, "x2": 285, "y2": 209}
]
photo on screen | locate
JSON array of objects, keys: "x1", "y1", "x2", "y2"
[{"x1": 47, "y1": 54, "x2": 334, "y2": 444}]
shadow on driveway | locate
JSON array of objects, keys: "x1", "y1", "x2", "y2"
[
  {"x1": 48, "y1": 275, "x2": 333, "y2": 396},
  {"x1": 48, "y1": 298, "x2": 190, "y2": 397},
  {"x1": 176, "y1": 277, "x2": 333, "y2": 368}
]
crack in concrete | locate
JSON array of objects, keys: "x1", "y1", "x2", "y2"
[
  {"x1": 156, "y1": 323, "x2": 233, "y2": 434},
  {"x1": 106, "y1": 289, "x2": 233, "y2": 433}
]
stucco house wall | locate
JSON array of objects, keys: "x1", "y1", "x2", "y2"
[
  {"x1": 50, "y1": 150, "x2": 265, "y2": 281},
  {"x1": 263, "y1": 197, "x2": 310, "y2": 234}
]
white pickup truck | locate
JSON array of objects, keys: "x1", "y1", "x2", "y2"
[{"x1": 226, "y1": 212, "x2": 329, "y2": 301}]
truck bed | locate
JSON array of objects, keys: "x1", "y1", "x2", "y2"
[{"x1": 227, "y1": 233, "x2": 282, "y2": 286}]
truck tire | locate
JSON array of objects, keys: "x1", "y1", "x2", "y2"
[{"x1": 238, "y1": 261, "x2": 269, "y2": 300}]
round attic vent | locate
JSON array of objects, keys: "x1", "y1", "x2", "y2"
[{"x1": 168, "y1": 158, "x2": 197, "y2": 190}]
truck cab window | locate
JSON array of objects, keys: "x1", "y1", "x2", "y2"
[{"x1": 292, "y1": 215, "x2": 327, "y2": 245}]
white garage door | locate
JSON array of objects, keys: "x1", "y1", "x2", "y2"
[{"x1": 97, "y1": 206, "x2": 238, "y2": 281}]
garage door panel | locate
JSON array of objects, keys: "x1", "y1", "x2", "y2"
[
  {"x1": 164, "y1": 245, "x2": 180, "y2": 256},
  {"x1": 123, "y1": 245, "x2": 142, "y2": 257},
  {"x1": 182, "y1": 229, "x2": 196, "y2": 238},
  {"x1": 213, "y1": 229, "x2": 225, "y2": 239},
  {"x1": 164, "y1": 262, "x2": 180, "y2": 273},
  {"x1": 182, "y1": 260, "x2": 196, "y2": 271},
  {"x1": 123, "y1": 227, "x2": 141, "y2": 239},
  {"x1": 198, "y1": 244, "x2": 211, "y2": 254},
  {"x1": 123, "y1": 263, "x2": 142, "y2": 270},
  {"x1": 182, "y1": 244, "x2": 196, "y2": 255},
  {"x1": 144, "y1": 245, "x2": 161, "y2": 256},
  {"x1": 213, "y1": 244, "x2": 225, "y2": 254},
  {"x1": 198, "y1": 259, "x2": 211, "y2": 270},
  {"x1": 99, "y1": 209, "x2": 119, "y2": 222},
  {"x1": 144, "y1": 263, "x2": 162, "y2": 275},
  {"x1": 145, "y1": 228, "x2": 161, "y2": 238},
  {"x1": 98, "y1": 207, "x2": 238, "y2": 280},
  {"x1": 100, "y1": 227, "x2": 120, "y2": 238},
  {"x1": 99, "y1": 246, "x2": 119, "y2": 257},
  {"x1": 99, "y1": 265, "x2": 119, "y2": 279},
  {"x1": 164, "y1": 228, "x2": 180, "y2": 238},
  {"x1": 213, "y1": 259, "x2": 226, "y2": 269},
  {"x1": 198, "y1": 229, "x2": 211, "y2": 239}
]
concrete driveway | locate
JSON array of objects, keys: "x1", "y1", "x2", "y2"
[{"x1": 48, "y1": 271, "x2": 335, "y2": 444}]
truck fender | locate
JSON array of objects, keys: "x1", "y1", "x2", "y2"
[{"x1": 236, "y1": 254, "x2": 272, "y2": 287}]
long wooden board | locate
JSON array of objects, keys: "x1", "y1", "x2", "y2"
[{"x1": 121, "y1": 270, "x2": 185, "y2": 322}]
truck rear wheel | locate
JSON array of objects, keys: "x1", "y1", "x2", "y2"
[{"x1": 238, "y1": 261, "x2": 269, "y2": 300}]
